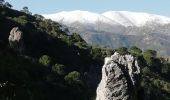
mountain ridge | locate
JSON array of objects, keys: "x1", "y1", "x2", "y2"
[
  {"x1": 43, "y1": 10, "x2": 170, "y2": 56},
  {"x1": 43, "y1": 10, "x2": 170, "y2": 27}
]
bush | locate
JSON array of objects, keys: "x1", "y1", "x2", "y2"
[
  {"x1": 52, "y1": 64, "x2": 65, "y2": 75},
  {"x1": 39, "y1": 55, "x2": 51, "y2": 67},
  {"x1": 13, "y1": 15, "x2": 28, "y2": 25},
  {"x1": 64, "y1": 71, "x2": 81, "y2": 85}
]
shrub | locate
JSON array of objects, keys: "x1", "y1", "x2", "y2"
[
  {"x1": 39, "y1": 55, "x2": 51, "y2": 67},
  {"x1": 52, "y1": 64, "x2": 65, "y2": 75},
  {"x1": 64, "y1": 71, "x2": 81, "y2": 85},
  {"x1": 13, "y1": 15, "x2": 28, "y2": 25},
  {"x1": 142, "y1": 67, "x2": 150, "y2": 75}
]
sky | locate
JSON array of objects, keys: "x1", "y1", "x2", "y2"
[{"x1": 5, "y1": 0, "x2": 170, "y2": 17}]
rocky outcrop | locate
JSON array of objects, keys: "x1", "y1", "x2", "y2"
[
  {"x1": 96, "y1": 52, "x2": 140, "y2": 100},
  {"x1": 8, "y1": 27, "x2": 24, "y2": 53}
]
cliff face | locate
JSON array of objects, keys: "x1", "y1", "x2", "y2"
[{"x1": 96, "y1": 52, "x2": 140, "y2": 100}]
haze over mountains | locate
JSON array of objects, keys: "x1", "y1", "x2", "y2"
[{"x1": 43, "y1": 10, "x2": 170, "y2": 56}]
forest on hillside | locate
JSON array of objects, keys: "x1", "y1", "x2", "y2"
[{"x1": 0, "y1": 1, "x2": 170, "y2": 100}]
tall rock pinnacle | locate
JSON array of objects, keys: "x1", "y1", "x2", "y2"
[{"x1": 96, "y1": 52, "x2": 140, "y2": 100}]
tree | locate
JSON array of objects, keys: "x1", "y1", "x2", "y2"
[
  {"x1": 23, "y1": 6, "x2": 28, "y2": 11},
  {"x1": 52, "y1": 64, "x2": 65, "y2": 75},
  {"x1": 21, "y1": 6, "x2": 32, "y2": 15},
  {"x1": 39, "y1": 55, "x2": 51, "y2": 67},
  {"x1": 71, "y1": 33, "x2": 85, "y2": 43},
  {"x1": 64, "y1": 71, "x2": 81, "y2": 85},
  {"x1": 0, "y1": 0, "x2": 4, "y2": 6},
  {"x1": 129, "y1": 46, "x2": 142, "y2": 56},
  {"x1": 143, "y1": 49, "x2": 157, "y2": 58},
  {"x1": 143, "y1": 49, "x2": 157, "y2": 66},
  {"x1": 91, "y1": 46, "x2": 102, "y2": 60},
  {"x1": 142, "y1": 67, "x2": 150, "y2": 75},
  {"x1": 162, "y1": 63, "x2": 170, "y2": 74},
  {"x1": 116, "y1": 47, "x2": 128, "y2": 55},
  {"x1": 34, "y1": 14, "x2": 44, "y2": 20},
  {"x1": 4, "y1": 2, "x2": 12, "y2": 8}
]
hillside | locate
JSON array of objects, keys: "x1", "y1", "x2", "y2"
[
  {"x1": 0, "y1": 5, "x2": 114, "y2": 100},
  {"x1": 44, "y1": 10, "x2": 170, "y2": 56},
  {"x1": 0, "y1": 3, "x2": 170, "y2": 100}
]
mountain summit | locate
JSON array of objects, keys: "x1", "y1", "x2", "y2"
[{"x1": 43, "y1": 10, "x2": 170, "y2": 27}]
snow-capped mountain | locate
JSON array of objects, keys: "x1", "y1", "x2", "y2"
[
  {"x1": 43, "y1": 11, "x2": 170, "y2": 56},
  {"x1": 102, "y1": 11, "x2": 170, "y2": 27},
  {"x1": 43, "y1": 10, "x2": 170, "y2": 27},
  {"x1": 43, "y1": 10, "x2": 119, "y2": 25}
]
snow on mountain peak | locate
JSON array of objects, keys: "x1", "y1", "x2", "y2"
[
  {"x1": 102, "y1": 11, "x2": 170, "y2": 26},
  {"x1": 43, "y1": 10, "x2": 120, "y2": 26},
  {"x1": 43, "y1": 10, "x2": 170, "y2": 27}
]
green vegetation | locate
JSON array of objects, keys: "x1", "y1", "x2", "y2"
[
  {"x1": 116, "y1": 47, "x2": 128, "y2": 55},
  {"x1": 52, "y1": 64, "x2": 66, "y2": 75},
  {"x1": 39, "y1": 55, "x2": 51, "y2": 67},
  {"x1": 13, "y1": 15, "x2": 28, "y2": 25},
  {"x1": 64, "y1": 71, "x2": 82, "y2": 85},
  {"x1": 21, "y1": 6, "x2": 32, "y2": 15},
  {"x1": 0, "y1": 3, "x2": 107, "y2": 100},
  {"x1": 0, "y1": 1, "x2": 170, "y2": 100},
  {"x1": 129, "y1": 46, "x2": 142, "y2": 57}
]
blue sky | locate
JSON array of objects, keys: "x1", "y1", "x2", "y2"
[{"x1": 6, "y1": 0, "x2": 170, "y2": 16}]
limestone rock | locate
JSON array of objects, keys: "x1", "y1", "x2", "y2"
[
  {"x1": 96, "y1": 52, "x2": 140, "y2": 100},
  {"x1": 8, "y1": 27, "x2": 24, "y2": 53}
]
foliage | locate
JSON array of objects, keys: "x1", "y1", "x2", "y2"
[
  {"x1": 21, "y1": 6, "x2": 32, "y2": 15},
  {"x1": 1, "y1": 5, "x2": 170, "y2": 100},
  {"x1": 143, "y1": 49, "x2": 157, "y2": 66},
  {"x1": 129, "y1": 46, "x2": 142, "y2": 57},
  {"x1": 64, "y1": 71, "x2": 81, "y2": 85},
  {"x1": 52, "y1": 64, "x2": 65, "y2": 75},
  {"x1": 143, "y1": 49, "x2": 157, "y2": 58},
  {"x1": 0, "y1": 0, "x2": 12, "y2": 8},
  {"x1": 39, "y1": 55, "x2": 51, "y2": 67},
  {"x1": 34, "y1": 14, "x2": 44, "y2": 20},
  {"x1": 161, "y1": 63, "x2": 170, "y2": 74},
  {"x1": 116, "y1": 47, "x2": 128, "y2": 55},
  {"x1": 13, "y1": 15, "x2": 28, "y2": 25},
  {"x1": 142, "y1": 67, "x2": 150, "y2": 75},
  {"x1": 4, "y1": 2, "x2": 12, "y2": 8}
]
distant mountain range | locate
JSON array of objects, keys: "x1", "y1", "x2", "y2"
[{"x1": 43, "y1": 10, "x2": 170, "y2": 56}]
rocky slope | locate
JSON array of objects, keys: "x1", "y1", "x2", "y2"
[{"x1": 96, "y1": 52, "x2": 140, "y2": 100}]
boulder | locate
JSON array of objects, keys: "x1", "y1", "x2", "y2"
[{"x1": 8, "y1": 27, "x2": 24, "y2": 53}]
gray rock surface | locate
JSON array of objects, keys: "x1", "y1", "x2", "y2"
[
  {"x1": 8, "y1": 27, "x2": 24, "y2": 53},
  {"x1": 96, "y1": 52, "x2": 140, "y2": 100}
]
